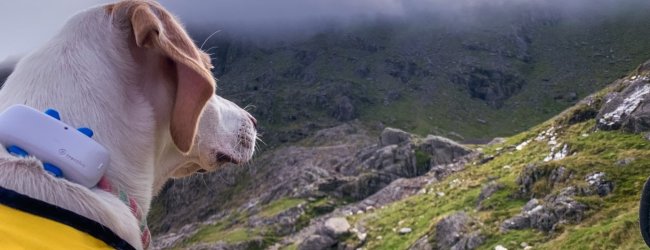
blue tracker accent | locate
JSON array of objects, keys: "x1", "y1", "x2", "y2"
[
  {"x1": 43, "y1": 163, "x2": 63, "y2": 178},
  {"x1": 7, "y1": 146, "x2": 28, "y2": 157},
  {"x1": 77, "y1": 127, "x2": 94, "y2": 138},
  {"x1": 44, "y1": 109, "x2": 61, "y2": 120}
]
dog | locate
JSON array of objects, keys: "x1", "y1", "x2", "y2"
[{"x1": 0, "y1": 0, "x2": 256, "y2": 249}]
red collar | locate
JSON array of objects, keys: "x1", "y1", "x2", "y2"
[{"x1": 97, "y1": 177, "x2": 150, "y2": 249}]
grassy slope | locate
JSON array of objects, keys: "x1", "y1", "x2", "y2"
[{"x1": 346, "y1": 78, "x2": 650, "y2": 249}]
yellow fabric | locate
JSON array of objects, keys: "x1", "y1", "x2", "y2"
[{"x1": 0, "y1": 204, "x2": 113, "y2": 250}]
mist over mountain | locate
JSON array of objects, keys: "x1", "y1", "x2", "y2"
[{"x1": 161, "y1": 0, "x2": 650, "y2": 42}]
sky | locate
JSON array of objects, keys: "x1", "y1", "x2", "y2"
[{"x1": 0, "y1": 0, "x2": 641, "y2": 61}]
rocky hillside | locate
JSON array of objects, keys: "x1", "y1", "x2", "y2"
[
  {"x1": 317, "y1": 60, "x2": 650, "y2": 250},
  {"x1": 150, "y1": 121, "x2": 476, "y2": 249},
  {"x1": 151, "y1": 59, "x2": 650, "y2": 249}
]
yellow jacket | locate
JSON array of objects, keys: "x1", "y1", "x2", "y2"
[{"x1": 0, "y1": 186, "x2": 134, "y2": 250}]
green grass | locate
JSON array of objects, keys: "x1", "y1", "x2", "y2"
[
  {"x1": 258, "y1": 198, "x2": 305, "y2": 218},
  {"x1": 178, "y1": 223, "x2": 258, "y2": 247},
  {"x1": 346, "y1": 84, "x2": 650, "y2": 249}
]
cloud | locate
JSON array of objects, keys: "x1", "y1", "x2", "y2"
[
  {"x1": 157, "y1": 0, "x2": 646, "y2": 40},
  {"x1": 0, "y1": 0, "x2": 647, "y2": 59}
]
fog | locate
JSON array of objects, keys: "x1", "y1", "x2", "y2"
[
  {"x1": 158, "y1": 0, "x2": 645, "y2": 40},
  {"x1": 0, "y1": 0, "x2": 648, "y2": 59}
]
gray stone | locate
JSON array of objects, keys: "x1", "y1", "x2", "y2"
[
  {"x1": 380, "y1": 127, "x2": 412, "y2": 146},
  {"x1": 522, "y1": 198, "x2": 540, "y2": 212},
  {"x1": 324, "y1": 217, "x2": 351, "y2": 238},
  {"x1": 298, "y1": 235, "x2": 337, "y2": 250},
  {"x1": 528, "y1": 206, "x2": 558, "y2": 231},
  {"x1": 585, "y1": 172, "x2": 614, "y2": 196},
  {"x1": 597, "y1": 79, "x2": 650, "y2": 132},
  {"x1": 399, "y1": 227, "x2": 413, "y2": 234},
  {"x1": 500, "y1": 215, "x2": 530, "y2": 232},
  {"x1": 435, "y1": 212, "x2": 483, "y2": 250},
  {"x1": 409, "y1": 235, "x2": 432, "y2": 250},
  {"x1": 453, "y1": 231, "x2": 485, "y2": 250},
  {"x1": 418, "y1": 135, "x2": 472, "y2": 166},
  {"x1": 504, "y1": 187, "x2": 588, "y2": 233}
]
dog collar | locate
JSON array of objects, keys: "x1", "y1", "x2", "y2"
[{"x1": 97, "y1": 177, "x2": 151, "y2": 249}]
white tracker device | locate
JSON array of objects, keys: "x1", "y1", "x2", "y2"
[{"x1": 0, "y1": 105, "x2": 109, "y2": 188}]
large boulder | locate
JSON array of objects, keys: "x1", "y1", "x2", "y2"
[
  {"x1": 418, "y1": 135, "x2": 472, "y2": 166},
  {"x1": 297, "y1": 235, "x2": 337, "y2": 250},
  {"x1": 597, "y1": 77, "x2": 650, "y2": 132},
  {"x1": 435, "y1": 212, "x2": 484, "y2": 250},
  {"x1": 323, "y1": 217, "x2": 351, "y2": 238},
  {"x1": 501, "y1": 187, "x2": 588, "y2": 232},
  {"x1": 380, "y1": 127, "x2": 412, "y2": 146}
]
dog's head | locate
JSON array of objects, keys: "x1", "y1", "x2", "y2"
[{"x1": 105, "y1": 0, "x2": 256, "y2": 189}]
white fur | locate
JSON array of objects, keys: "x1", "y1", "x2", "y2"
[{"x1": 0, "y1": 3, "x2": 256, "y2": 249}]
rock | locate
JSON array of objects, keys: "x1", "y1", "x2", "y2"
[
  {"x1": 597, "y1": 79, "x2": 650, "y2": 132},
  {"x1": 380, "y1": 127, "x2": 412, "y2": 146},
  {"x1": 418, "y1": 135, "x2": 472, "y2": 166},
  {"x1": 435, "y1": 212, "x2": 483, "y2": 250},
  {"x1": 522, "y1": 199, "x2": 540, "y2": 212},
  {"x1": 585, "y1": 172, "x2": 614, "y2": 196},
  {"x1": 298, "y1": 235, "x2": 337, "y2": 250},
  {"x1": 615, "y1": 157, "x2": 634, "y2": 166},
  {"x1": 399, "y1": 228, "x2": 412, "y2": 234},
  {"x1": 528, "y1": 206, "x2": 558, "y2": 231},
  {"x1": 357, "y1": 232, "x2": 367, "y2": 242},
  {"x1": 455, "y1": 231, "x2": 485, "y2": 250},
  {"x1": 324, "y1": 217, "x2": 351, "y2": 238},
  {"x1": 502, "y1": 188, "x2": 588, "y2": 232},
  {"x1": 500, "y1": 214, "x2": 530, "y2": 232},
  {"x1": 477, "y1": 181, "x2": 504, "y2": 208},
  {"x1": 495, "y1": 245, "x2": 508, "y2": 250},
  {"x1": 520, "y1": 242, "x2": 529, "y2": 248},
  {"x1": 452, "y1": 67, "x2": 526, "y2": 108},
  {"x1": 524, "y1": 246, "x2": 533, "y2": 250},
  {"x1": 549, "y1": 166, "x2": 571, "y2": 184},
  {"x1": 516, "y1": 164, "x2": 572, "y2": 196},
  {"x1": 409, "y1": 235, "x2": 432, "y2": 250}
]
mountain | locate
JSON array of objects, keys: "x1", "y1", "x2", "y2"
[
  {"x1": 189, "y1": 1, "x2": 650, "y2": 146},
  {"x1": 146, "y1": 2, "x2": 650, "y2": 249},
  {"x1": 150, "y1": 58, "x2": 650, "y2": 249}
]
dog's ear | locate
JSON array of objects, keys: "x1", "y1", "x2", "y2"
[{"x1": 112, "y1": 1, "x2": 216, "y2": 154}]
